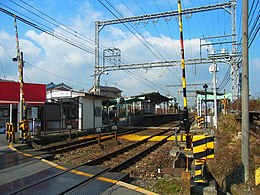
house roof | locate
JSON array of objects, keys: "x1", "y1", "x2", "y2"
[
  {"x1": 0, "y1": 79, "x2": 15, "y2": 82},
  {"x1": 84, "y1": 92, "x2": 109, "y2": 100},
  {"x1": 89, "y1": 85, "x2": 122, "y2": 93},
  {"x1": 47, "y1": 82, "x2": 72, "y2": 91},
  {"x1": 47, "y1": 89, "x2": 109, "y2": 101}
]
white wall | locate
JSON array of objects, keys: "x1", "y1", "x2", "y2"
[{"x1": 79, "y1": 96, "x2": 103, "y2": 130}]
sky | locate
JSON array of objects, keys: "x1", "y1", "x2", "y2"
[{"x1": 0, "y1": 0, "x2": 259, "y2": 105}]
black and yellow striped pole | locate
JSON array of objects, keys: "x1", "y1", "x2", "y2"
[
  {"x1": 14, "y1": 15, "x2": 26, "y2": 138},
  {"x1": 177, "y1": 0, "x2": 191, "y2": 150}
]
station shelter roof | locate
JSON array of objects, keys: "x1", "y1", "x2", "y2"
[
  {"x1": 197, "y1": 92, "x2": 232, "y2": 101},
  {"x1": 108, "y1": 92, "x2": 171, "y2": 106},
  {"x1": 132, "y1": 92, "x2": 171, "y2": 104}
]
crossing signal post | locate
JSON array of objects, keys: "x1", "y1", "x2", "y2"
[
  {"x1": 14, "y1": 15, "x2": 28, "y2": 139},
  {"x1": 176, "y1": 1, "x2": 215, "y2": 192},
  {"x1": 177, "y1": 1, "x2": 192, "y2": 193},
  {"x1": 177, "y1": 0, "x2": 191, "y2": 151}
]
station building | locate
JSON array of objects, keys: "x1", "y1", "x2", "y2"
[{"x1": 46, "y1": 82, "x2": 109, "y2": 132}]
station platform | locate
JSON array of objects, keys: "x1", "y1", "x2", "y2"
[{"x1": 0, "y1": 134, "x2": 158, "y2": 195}]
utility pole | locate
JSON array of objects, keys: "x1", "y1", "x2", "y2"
[
  {"x1": 203, "y1": 84, "x2": 208, "y2": 128},
  {"x1": 209, "y1": 63, "x2": 219, "y2": 129},
  {"x1": 213, "y1": 63, "x2": 218, "y2": 129},
  {"x1": 242, "y1": 0, "x2": 249, "y2": 183}
]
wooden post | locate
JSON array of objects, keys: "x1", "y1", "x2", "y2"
[{"x1": 181, "y1": 171, "x2": 191, "y2": 195}]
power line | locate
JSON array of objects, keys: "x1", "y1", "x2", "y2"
[
  {"x1": 249, "y1": 23, "x2": 260, "y2": 48},
  {"x1": 25, "y1": 61, "x2": 92, "y2": 87},
  {"x1": 0, "y1": 4, "x2": 96, "y2": 54},
  {"x1": 106, "y1": 0, "x2": 182, "y2": 85},
  {"x1": 1, "y1": 40, "x2": 91, "y2": 87},
  {"x1": 100, "y1": 0, "x2": 165, "y2": 61},
  {"x1": 125, "y1": 69, "x2": 168, "y2": 93},
  {"x1": 14, "y1": 0, "x2": 107, "y2": 50},
  {"x1": 0, "y1": 42, "x2": 31, "y2": 82},
  {"x1": 0, "y1": 58, "x2": 6, "y2": 79},
  {"x1": 218, "y1": 66, "x2": 231, "y2": 91},
  {"x1": 99, "y1": 1, "x2": 172, "y2": 92},
  {"x1": 151, "y1": 0, "x2": 172, "y2": 60},
  {"x1": 120, "y1": 57, "x2": 169, "y2": 93},
  {"x1": 248, "y1": 0, "x2": 259, "y2": 27},
  {"x1": 97, "y1": 0, "x2": 180, "y2": 94}
]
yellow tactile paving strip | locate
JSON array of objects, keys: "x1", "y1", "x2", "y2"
[{"x1": 119, "y1": 134, "x2": 187, "y2": 142}]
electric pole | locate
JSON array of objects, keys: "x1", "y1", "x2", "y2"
[
  {"x1": 203, "y1": 84, "x2": 208, "y2": 128},
  {"x1": 242, "y1": 0, "x2": 250, "y2": 183}
]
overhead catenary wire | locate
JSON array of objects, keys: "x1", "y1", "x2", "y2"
[
  {"x1": 100, "y1": 2, "x2": 171, "y2": 90},
  {"x1": 125, "y1": 69, "x2": 168, "y2": 93},
  {"x1": 218, "y1": 66, "x2": 231, "y2": 92},
  {"x1": 237, "y1": 1, "x2": 259, "y2": 62},
  {"x1": 115, "y1": 0, "x2": 182, "y2": 84},
  {"x1": 99, "y1": 0, "x2": 178, "y2": 93},
  {"x1": 25, "y1": 61, "x2": 92, "y2": 87},
  {"x1": 0, "y1": 42, "x2": 31, "y2": 82},
  {"x1": 0, "y1": 41, "x2": 91, "y2": 87},
  {"x1": 151, "y1": 0, "x2": 172, "y2": 60},
  {"x1": 13, "y1": 0, "x2": 108, "y2": 50},
  {"x1": 248, "y1": 0, "x2": 259, "y2": 28},
  {"x1": 110, "y1": 0, "x2": 182, "y2": 91},
  {"x1": 1, "y1": 0, "x2": 249, "y2": 98},
  {"x1": 0, "y1": 58, "x2": 6, "y2": 79},
  {"x1": 119, "y1": 58, "x2": 169, "y2": 94},
  {"x1": 100, "y1": 0, "x2": 165, "y2": 62},
  {"x1": 0, "y1": 4, "x2": 96, "y2": 54},
  {"x1": 248, "y1": 10, "x2": 260, "y2": 40},
  {"x1": 249, "y1": 23, "x2": 260, "y2": 48}
]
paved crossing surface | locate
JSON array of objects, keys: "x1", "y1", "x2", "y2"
[{"x1": 0, "y1": 134, "x2": 157, "y2": 195}]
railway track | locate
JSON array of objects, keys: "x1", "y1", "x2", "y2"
[
  {"x1": 51, "y1": 117, "x2": 194, "y2": 167},
  {"x1": 85, "y1": 129, "x2": 173, "y2": 170},
  {"x1": 37, "y1": 128, "x2": 142, "y2": 154}
]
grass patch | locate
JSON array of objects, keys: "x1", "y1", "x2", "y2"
[{"x1": 152, "y1": 178, "x2": 182, "y2": 195}]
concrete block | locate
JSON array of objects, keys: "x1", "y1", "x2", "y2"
[{"x1": 203, "y1": 186, "x2": 217, "y2": 195}]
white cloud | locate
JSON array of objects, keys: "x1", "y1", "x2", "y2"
[
  {"x1": 251, "y1": 57, "x2": 260, "y2": 71},
  {"x1": 115, "y1": 4, "x2": 134, "y2": 17}
]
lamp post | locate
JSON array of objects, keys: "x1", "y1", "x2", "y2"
[
  {"x1": 94, "y1": 70, "x2": 108, "y2": 95},
  {"x1": 209, "y1": 63, "x2": 219, "y2": 129}
]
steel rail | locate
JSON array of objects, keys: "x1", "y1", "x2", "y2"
[{"x1": 84, "y1": 129, "x2": 174, "y2": 166}]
